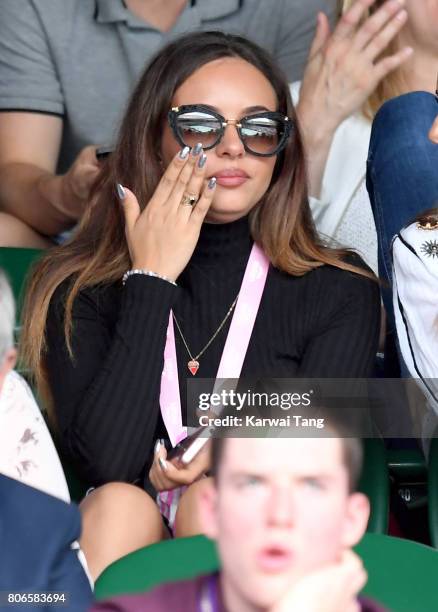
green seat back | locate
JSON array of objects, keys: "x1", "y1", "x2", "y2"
[
  {"x1": 428, "y1": 436, "x2": 438, "y2": 548},
  {"x1": 0, "y1": 247, "x2": 43, "y2": 321},
  {"x1": 356, "y1": 533, "x2": 438, "y2": 612},
  {"x1": 358, "y1": 438, "x2": 389, "y2": 534},
  {"x1": 95, "y1": 536, "x2": 219, "y2": 600},
  {"x1": 95, "y1": 533, "x2": 438, "y2": 611},
  {"x1": 388, "y1": 448, "x2": 426, "y2": 482}
]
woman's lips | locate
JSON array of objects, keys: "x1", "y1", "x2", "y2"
[
  {"x1": 256, "y1": 547, "x2": 294, "y2": 573},
  {"x1": 213, "y1": 170, "x2": 249, "y2": 188}
]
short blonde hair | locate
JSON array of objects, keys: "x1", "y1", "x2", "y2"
[{"x1": 0, "y1": 270, "x2": 15, "y2": 362}]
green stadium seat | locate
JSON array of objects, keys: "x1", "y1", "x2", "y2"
[
  {"x1": 428, "y1": 436, "x2": 438, "y2": 548},
  {"x1": 358, "y1": 438, "x2": 389, "y2": 534},
  {"x1": 0, "y1": 247, "x2": 43, "y2": 321},
  {"x1": 95, "y1": 533, "x2": 438, "y2": 611},
  {"x1": 95, "y1": 535, "x2": 219, "y2": 600}
]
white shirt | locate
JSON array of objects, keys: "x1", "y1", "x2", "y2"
[
  {"x1": 0, "y1": 370, "x2": 70, "y2": 502},
  {"x1": 392, "y1": 222, "x2": 438, "y2": 415},
  {"x1": 290, "y1": 82, "x2": 378, "y2": 274},
  {"x1": 0, "y1": 370, "x2": 94, "y2": 587}
]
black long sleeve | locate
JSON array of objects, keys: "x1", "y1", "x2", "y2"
[
  {"x1": 46, "y1": 276, "x2": 178, "y2": 484},
  {"x1": 45, "y1": 216, "x2": 380, "y2": 488}
]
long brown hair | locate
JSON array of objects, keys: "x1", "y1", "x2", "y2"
[{"x1": 21, "y1": 31, "x2": 372, "y2": 417}]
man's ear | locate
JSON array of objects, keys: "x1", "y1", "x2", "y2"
[
  {"x1": 341, "y1": 492, "x2": 370, "y2": 549},
  {"x1": 199, "y1": 478, "x2": 219, "y2": 540}
]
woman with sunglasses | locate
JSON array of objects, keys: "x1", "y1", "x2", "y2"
[{"x1": 20, "y1": 31, "x2": 380, "y2": 577}]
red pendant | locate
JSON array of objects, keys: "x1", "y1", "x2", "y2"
[{"x1": 188, "y1": 359, "x2": 200, "y2": 376}]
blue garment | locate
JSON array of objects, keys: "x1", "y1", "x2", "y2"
[
  {"x1": 0, "y1": 474, "x2": 93, "y2": 611},
  {"x1": 366, "y1": 91, "x2": 438, "y2": 328}
]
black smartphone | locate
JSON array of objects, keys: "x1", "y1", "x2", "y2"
[{"x1": 166, "y1": 426, "x2": 210, "y2": 465}]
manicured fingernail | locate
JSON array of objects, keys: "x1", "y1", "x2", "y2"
[
  {"x1": 154, "y1": 439, "x2": 161, "y2": 454},
  {"x1": 159, "y1": 458, "x2": 168, "y2": 471},
  {"x1": 192, "y1": 142, "x2": 203, "y2": 156},
  {"x1": 208, "y1": 177, "x2": 216, "y2": 189},
  {"x1": 160, "y1": 438, "x2": 166, "y2": 446},
  {"x1": 179, "y1": 146, "x2": 190, "y2": 159},
  {"x1": 198, "y1": 153, "x2": 207, "y2": 168},
  {"x1": 116, "y1": 183, "x2": 126, "y2": 199}
]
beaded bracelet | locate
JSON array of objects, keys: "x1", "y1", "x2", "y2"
[{"x1": 122, "y1": 269, "x2": 177, "y2": 286}]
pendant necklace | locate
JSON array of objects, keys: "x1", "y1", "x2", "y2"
[{"x1": 172, "y1": 294, "x2": 239, "y2": 375}]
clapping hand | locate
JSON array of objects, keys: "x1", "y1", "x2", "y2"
[{"x1": 297, "y1": 0, "x2": 412, "y2": 135}]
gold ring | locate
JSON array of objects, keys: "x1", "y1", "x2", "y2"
[{"x1": 180, "y1": 193, "x2": 198, "y2": 207}]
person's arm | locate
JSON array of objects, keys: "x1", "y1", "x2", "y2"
[
  {"x1": 0, "y1": 113, "x2": 100, "y2": 235},
  {"x1": 0, "y1": 1, "x2": 100, "y2": 236},
  {"x1": 297, "y1": 262, "x2": 381, "y2": 377},
  {"x1": 45, "y1": 276, "x2": 178, "y2": 486},
  {"x1": 270, "y1": 550, "x2": 367, "y2": 612}
]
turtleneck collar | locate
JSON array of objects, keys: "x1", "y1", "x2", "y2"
[{"x1": 189, "y1": 214, "x2": 253, "y2": 266}]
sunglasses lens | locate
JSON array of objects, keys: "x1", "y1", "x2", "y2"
[
  {"x1": 175, "y1": 111, "x2": 222, "y2": 149},
  {"x1": 240, "y1": 116, "x2": 285, "y2": 155}
]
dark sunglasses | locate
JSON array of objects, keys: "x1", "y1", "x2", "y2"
[{"x1": 168, "y1": 104, "x2": 293, "y2": 157}]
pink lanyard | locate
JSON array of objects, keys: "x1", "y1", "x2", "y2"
[{"x1": 159, "y1": 243, "x2": 269, "y2": 446}]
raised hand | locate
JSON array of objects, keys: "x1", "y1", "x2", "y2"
[
  {"x1": 297, "y1": 0, "x2": 412, "y2": 133},
  {"x1": 119, "y1": 145, "x2": 216, "y2": 282}
]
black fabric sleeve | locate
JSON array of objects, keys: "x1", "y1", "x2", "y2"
[
  {"x1": 45, "y1": 275, "x2": 178, "y2": 486},
  {"x1": 297, "y1": 267, "x2": 381, "y2": 378}
]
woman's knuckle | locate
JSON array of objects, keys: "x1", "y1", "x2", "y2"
[
  {"x1": 177, "y1": 174, "x2": 188, "y2": 188},
  {"x1": 161, "y1": 175, "x2": 173, "y2": 189},
  {"x1": 363, "y1": 20, "x2": 377, "y2": 37}
]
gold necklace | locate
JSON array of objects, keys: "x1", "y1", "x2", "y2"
[{"x1": 172, "y1": 294, "x2": 239, "y2": 375}]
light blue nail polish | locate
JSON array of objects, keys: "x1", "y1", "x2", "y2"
[
  {"x1": 116, "y1": 183, "x2": 126, "y2": 199},
  {"x1": 179, "y1": 146, "x2": 190, "y2": 159},
  {"x1": 198, "y1": 153, "x2": 207, "y2": 168},
  {"x1": 159, "y1": 458, "x2": 168, "y2": 471},
  {"x1": 192, "y1": 142, "x2": 203, "y2": 156},
  {"x1": 208, "y1": 177, "x2": 217, "y2": 189},
  {"x1": 154, "y1": 439, "x2": 161, "y2": 454}
]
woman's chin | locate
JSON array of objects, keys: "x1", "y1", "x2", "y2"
[
  {"x1": 205, "y1": 208, "x2": 249, "y2": 224},
  {"x1": 205, "y1": 199, "x2": 258, "y2": 224}
]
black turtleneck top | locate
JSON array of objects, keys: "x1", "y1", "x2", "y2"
[{"x1": 46, "y1": 216, "x2": 380, "y2": 487}]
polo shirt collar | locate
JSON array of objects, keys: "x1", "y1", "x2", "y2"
[
  {"x1": 195, "y1": 0, "x2": 241, "y2": 20},
  {"x1": 95, "y1": 0, "x2": 129, "y2": 23},
  {"x1": 95, "y1": 0, "x2": 241, "y2": 25}
]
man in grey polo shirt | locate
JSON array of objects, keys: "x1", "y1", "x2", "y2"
[{"x1": 0, "y1": 0, "x2": 336, "y2": 247}]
